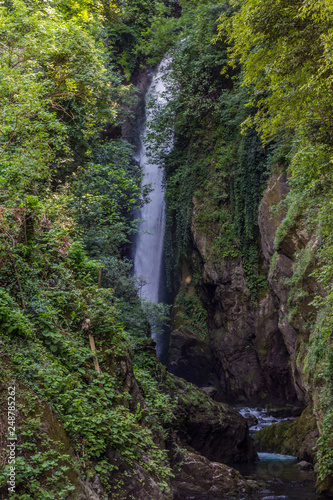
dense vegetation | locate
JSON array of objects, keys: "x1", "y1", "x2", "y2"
[
  {"x1": 145, "y1": 2, "x2": 279, "y2": 300},
  {"x1": 0, "y1": 0, "x2": 176, "y2": 498},
  {"x1": 2, "y1": 0, "x2": 333, "y2": 497}
]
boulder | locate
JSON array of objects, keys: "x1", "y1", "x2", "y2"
[
  {"x1": 167, "y1": 327, "x2": 220, "y2": 390},
  {"x1": 243, "y1": 412, "x2": 259, "y2": 428},
  {"x1": 293, "y1": 461, "x2": 314, "y2": 471},
  {"x1": 172, "y1": 449, "x2": 256, "y2": 499},
  {"x1": 254, "y1": 406, "x2": 318, "y2": 463},
  {"x1": 266, "y1": 405, "x2": 304, "y2": 419},
  {"x1": 165, "y1": 374, "x2": 257, "y2": 464}
]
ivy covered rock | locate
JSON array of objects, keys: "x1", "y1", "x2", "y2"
[{"x1": 0, "y1": 359, "x2": 96, "y2": 499}]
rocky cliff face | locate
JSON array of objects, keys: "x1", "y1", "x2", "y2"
[
  {"x1": 168, "y1": 169, "x2": 317, "y2": 408},
  {"x1": 258, "y1": 170, "x2": 319, "y2": 405}
]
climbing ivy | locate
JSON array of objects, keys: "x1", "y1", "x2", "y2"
[{"x1": 147, "y1": 2, "x2": 271, "y2": 297}]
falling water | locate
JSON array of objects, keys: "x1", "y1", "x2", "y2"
[{"x1": 133, "y1": 57, "x2": 172, "y2": 355}]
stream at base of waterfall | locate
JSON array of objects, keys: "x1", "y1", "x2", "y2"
[{"x1": 233, "y1": 407, "x2": 329, "y2": 500}]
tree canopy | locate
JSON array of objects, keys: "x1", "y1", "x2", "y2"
[{"x1": 218, "y1": 0, "x2": 333, "y2": 143}]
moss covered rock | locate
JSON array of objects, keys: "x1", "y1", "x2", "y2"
[
  {"x1": 159, "y1": 370, "x2": 258, "y2": 464},
  {"x1": 254, "y1": 406, "x2": 318, "y2": 462},
  {"x1": 0, "y1": 358, "x2": 96, "y2": 500}
]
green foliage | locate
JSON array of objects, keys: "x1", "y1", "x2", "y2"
[
  {"x1": 148, "y1": 2, "x2": 270, "y2": 297},
  {"x1": 0, "y1": 0, "x2": 118, "y2": 202},
  {"x1": 0, "y1": 290, "x2": 34, "y2": 338},
  {"x1": 97, "y1": 0, "x2": 177, "y2": 79},
  {"x1": 0, "y1": 214, "x2": 172, "y2": 494},
  {"x1": 9, "y1": 0, "x2": 333, "y2": 494},
  {"x1": 133, "y1": 365, "x2": 176, "y2": 427},
  {"x1": 72, "y1": 140, "x2": 147, "y2": 257},
  {"x1": 174, "y1": 286, "x2": 208, "y2": 339},
  {"x1": 0, "y1": 0, "x2": 175, "y2": 496},
  {"x1": 285, "y1": 246, "x2": 315, "y2": 320},
  {"x1": 218, "y1": 0, "x2": 333, "y2": 143},
  {"x1": 0, "y1": 386, "x2": 77, "y2": 500},
  {"x1": 316, "y1": 408, "x2": 333, "y2": 481}
]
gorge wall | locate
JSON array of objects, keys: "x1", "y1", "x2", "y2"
[
  {"x1": 153, "y1": 2, "x2": 333, "y2": 494},
  {"x1": 168, "y1": 169, "x2": 313, "y2": 406}
]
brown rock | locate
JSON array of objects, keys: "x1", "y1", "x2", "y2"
[
  {"x1": 168, "y1": 375, "x2": 257, "y2": 464},
  {"x1": 258, "y1": 170, "x2": 289, "y2": 260},
  {"x1": 243, "y1": 412, "x2": 259, "y2": 428},
  {"x1": 168, "y1": 180, "x2": 300, "y2": 404},
  {"x1": 106, "y1": 449, "x2": 168, "y2": 500},
  {"x1": 172, "y1": 449, "x2": 255, "y2": 499},
  {"x1": 293, "y1": 461, "x2": 314, "y2": 471}
]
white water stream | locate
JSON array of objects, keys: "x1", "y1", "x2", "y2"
[{"x1": 133, "y1": 58, "x2": 172, "y2": 350}]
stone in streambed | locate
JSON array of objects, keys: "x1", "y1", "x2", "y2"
[
  {"x1": 243, "y1": 412, "x2": 259, "y2": 428},
  {"x1": 293, "y1": 461, "x2": 314, "y2": 471},
  {"x1": 266, "y1": 404, "x2": 304, "y2": 418}
]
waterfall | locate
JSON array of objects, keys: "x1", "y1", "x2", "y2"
[{"x1": 133, "y1": 57, "x2": 172, "y2": 356}]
